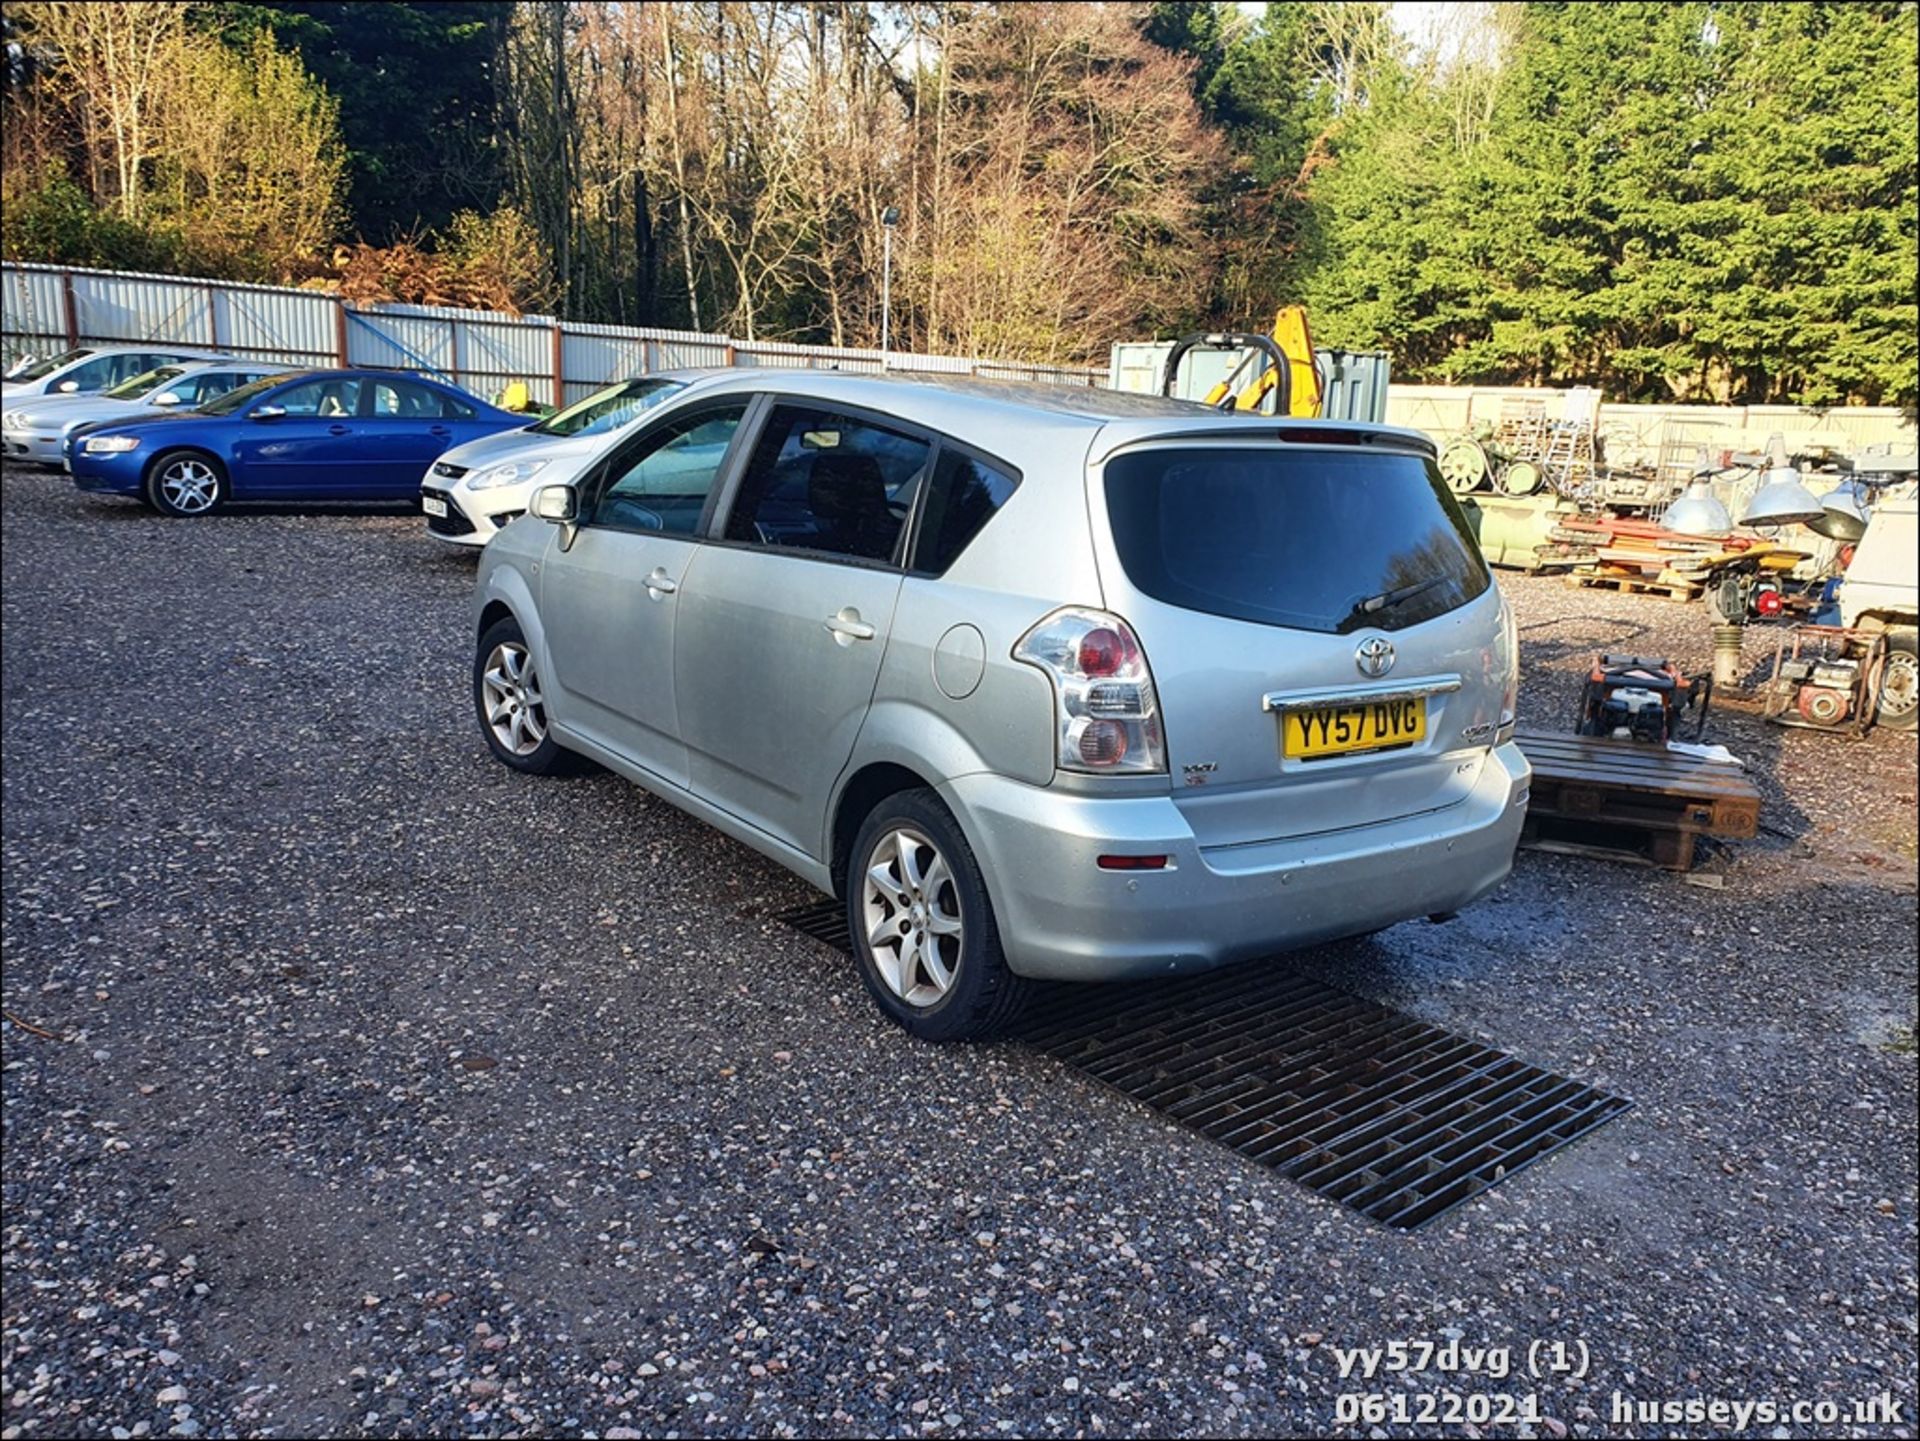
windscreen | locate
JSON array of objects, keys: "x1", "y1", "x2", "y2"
[
  {"x1": 531, "y1": 378, "x2": 685, "y2": 437},
  {"x1": 194, "y1": 373, "x2": 294, "y2": 415},
  {"x1": 104, "y1": 366, "x2": 186, "y2": 400},
  {"x1": 9, "y1": 347, "x2": 95, "y2": 382},
  {"x1": 1102, "y1": 444, "x2": 1491, "y2": 635}
]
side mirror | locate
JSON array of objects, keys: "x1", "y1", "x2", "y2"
[
  {"x1": 250, "y1": 404, "x2": 286, "y2": 420},
  {"x1": 55, "y1": 380, "x2": 80, "y2": 393},
  {"x1": 532, "y1": 483, "x2": 578, "y2": 522},
  {"x1": 532, "y1": 482, "x2": 579, "y2": 549},
  {"x1": 151, "y1": 391, "x2": 182, "y2": 407}
]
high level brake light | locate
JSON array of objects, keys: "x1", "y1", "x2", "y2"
[{"x1": 1014, "y1": 607, "x2": 1167, "y2": 774}]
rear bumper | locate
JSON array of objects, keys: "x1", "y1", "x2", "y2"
[{"x1": 942, "y1": 742, "x2": 1530, "y2": 982}]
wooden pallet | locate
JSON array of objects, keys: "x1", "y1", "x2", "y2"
[
  {"x1": 1516, "y1": 729, "x2": 1760, "y2": 872},
  {"x1": 1565, "y1": 571, "x2": 1704, "y2": 602}
]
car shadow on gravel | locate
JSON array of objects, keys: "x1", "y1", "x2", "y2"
[{"x1": 71, "y1": 498, "x2": 424, "y2": 520}]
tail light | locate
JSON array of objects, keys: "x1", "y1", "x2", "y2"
[
  {"x1": 1497, "y1": 595, "x2": 1519, "y2": 744},
  {"x1": 1014, "y1": 607, "x2": 1166, "y2": 774}
]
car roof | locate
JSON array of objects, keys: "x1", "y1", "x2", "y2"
[
  {"x1": 664, "y1": 368, "x2": 1434, "y2": 461},
  {"x1": 77, "y1": 345, "x2": 235, "y2": 360}
]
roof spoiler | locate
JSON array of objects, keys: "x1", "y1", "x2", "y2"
[{"x1": 1092, "y1": 422, "x2": 1438, "y2": 468}]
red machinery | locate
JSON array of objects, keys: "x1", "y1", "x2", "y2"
[{"x1": 1575, "y1": 654, "x2": 1712, "y2": 744}]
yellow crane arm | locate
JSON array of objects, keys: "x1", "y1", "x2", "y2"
[{"x1": 1199, "y1": 306, "x2": 1324, "y2": 417}]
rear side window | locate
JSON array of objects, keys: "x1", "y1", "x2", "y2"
[
  {"x1": 912, "y1": 448, "x2": 1019, "y2": 574},
  {"x1": 369, "y1": 379, "x2": 448, "y2": 418},
  {"x1": 725, "y1": 404, "x2": 933, "y2": 564},
  {"x1": 1102, "y1": 446, "x2": 1491, "y2": 635}
]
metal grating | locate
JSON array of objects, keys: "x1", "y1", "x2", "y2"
[{"x1": 770, "y1": 899, "x2": 1630, "y2": 1229}]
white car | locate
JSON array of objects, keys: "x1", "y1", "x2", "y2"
[
  {"x1": 3, "y1": 361, "x2": 286, "y2": 468},
  {"x1": 419, "y1": 374, "x2": 696, "y2": 546},
  {"x1": 1, "y1": 345, "x2": 234, "y2": 402}
]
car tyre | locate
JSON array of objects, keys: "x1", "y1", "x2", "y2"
[
  {"x1": 474, "y1": 616, "x2": 584, "y2": 775},
  {"x1": 848, "y1": 790, "x2": 1027, "y2": 1041},
  {"x1": 145, "y1": 450, "x2": 227, "y2": 518},
  {"x1": 1878, "y1": 630, "x2": 1918, "y2": 732}
]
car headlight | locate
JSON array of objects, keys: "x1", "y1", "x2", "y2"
[
  {"x1": 83, "y1": 435, "x2": 142, "y2": 454},
  {"x1": 2, "y1": 411, "x2": 27, "y2": 431},
  {"x1": 468, "y1": 459, "x2": 548, "y2": 491}
]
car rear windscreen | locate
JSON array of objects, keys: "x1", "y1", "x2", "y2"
[{"x1": 1102, "y1": 445, "x2": 1491, "y2": 635}]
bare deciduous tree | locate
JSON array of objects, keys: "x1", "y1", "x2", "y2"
[{"x1": 12, "y1": 1, "x2": 189, "y2": 218}]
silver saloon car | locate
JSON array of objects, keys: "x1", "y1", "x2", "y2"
[
  {"x1": 472, "y1": 373, "x2": 1528, "y2": 1040},
  {"x1": 3, "y1": 361, "x2": 284, "y2": 467}
]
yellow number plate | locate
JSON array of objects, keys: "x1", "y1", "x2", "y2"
[{"x1": 1282, "y1": 697, "x2": 1427, "y2": 759}]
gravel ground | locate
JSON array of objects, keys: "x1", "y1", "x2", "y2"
[{"x1": 3, "y1": 466, "x2": 1915, "y2": 1440}]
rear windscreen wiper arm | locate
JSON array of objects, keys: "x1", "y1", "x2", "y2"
[{"x1": 1353, "y1": 575, "x2": 1446, "y2": 617}]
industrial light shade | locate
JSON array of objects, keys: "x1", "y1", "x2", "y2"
[
  {"x1": 1807, "y1": 480, "x2": 1870, "y2": 542},
  {"x1": 1740, "y1": 464, "x2": 1825, "y2": 529},
  {"x1": 1664, "y1": 478, "x2": 1734, "y2": 537}
]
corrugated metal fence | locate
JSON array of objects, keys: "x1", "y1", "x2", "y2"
[{"x1": 1, "y1": 261, "x2": 1107, "y2": 403}]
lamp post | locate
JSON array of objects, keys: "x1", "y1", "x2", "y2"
[{"x1": 880, "y1": 205, "x2": 899, "y2": 367}]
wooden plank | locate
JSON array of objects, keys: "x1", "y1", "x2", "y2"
[
  {"x1": 1565, "y1": 573, "x2": 1703, "y2": 601},
  {"x1": 1529, "y1": 791, "x2": 1745, "y2": 840},
  {"x1": 1517, "y1": 728, "x2": 1760, "y2": 852},
  {"x1": 1518, "y1": 734, "x2": 1740, "y2": 772},
  {"x1": 1521, "y1": 816, "x2": 1703, "y2": 872},
  {"x1": 1522, "y1": 835, "x2": 1658, "y2": 869},
  {"x1": 1518, "y1": 751, "x2": 1758, "y2": 800},
  {"x1": 1516, "y1": 730, "x2": 1751, "y2": 775},
  {"x1": 1521, "y1": 756, "x2": 1757, "y2": 799}
]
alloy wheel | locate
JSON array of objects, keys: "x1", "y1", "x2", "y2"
[
  {"x1": 861, "y1": 827, "x2": 964, "y2": 1008},
  {"x1": 480, "y1": 641, "x2": 548, "y2": 756},
  {"x1": 158, "y1": 457, "x2": 220, "y2": 514}
]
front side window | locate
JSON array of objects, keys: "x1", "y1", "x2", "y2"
[
  {"x1": 724, "y1": 404, "x2": 932, "y2": 564},
  {"x1": 272, "y1": 378, "x2": 363, "y2": 418},
  {"x1": 588, "y1": 404, "x2": 748, "y2": 535},
  {"x1": 62, "y1": 355, "x2": 126, "y2": 390},
  {"x1": 1102, "y1": 445, "x2": 1492, "y2": 635},
  {"x1": 532, "y1": 378, "x2": 685, "y2": 438}
]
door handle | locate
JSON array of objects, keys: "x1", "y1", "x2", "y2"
[
  {"x1": 825, "y1": 609, "x2": 876, "y2": 643},
  {"x1": 430, "y1": 425, "x2": 450, "y2": 436},
  {"x1": 328, "y1": 424, "x2": 351, "y2": 435},
  {"x1": 643, "y1": 568, "x2": 678, "y2": 598}
]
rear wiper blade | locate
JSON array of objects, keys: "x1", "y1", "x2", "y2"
[{"x1": 1353, "y1": 575, "x2": 1446, "y2": 617}]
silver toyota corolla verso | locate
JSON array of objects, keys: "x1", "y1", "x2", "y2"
[{"x1": 472, "y1": 371, "x2": 1528, "y2": 1039}]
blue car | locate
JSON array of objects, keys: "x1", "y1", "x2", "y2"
[{"x1": 68, "y1": 369, "x2": 524, "y2": 517}]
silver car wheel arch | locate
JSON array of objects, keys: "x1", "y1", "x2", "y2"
[
  {"x1": 481, "y1": 641, "x2": 549, "y2": 756},
  {"x1": 861, "y1": 826, "x2": 964, "y2": 1008}
]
